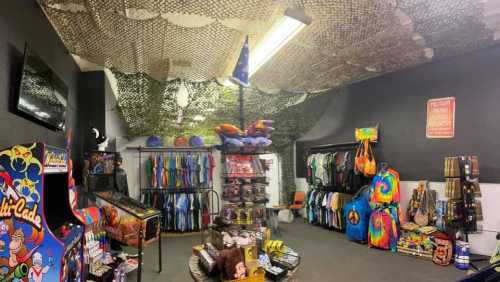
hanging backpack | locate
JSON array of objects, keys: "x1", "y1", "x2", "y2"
[{"x1": 344, "y1": 186, "x2": 371, "y2": 242}]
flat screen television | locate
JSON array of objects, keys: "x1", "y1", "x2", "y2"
[{"x1": 16, "y1": 44, "x2": 68, "y2": 130}]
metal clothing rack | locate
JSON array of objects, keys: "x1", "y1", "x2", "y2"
[
  {"x1": 308, "y1": 141, "x2": 359, "y2": 151},
  {"x1": 304, "y1": 141, "x2": 370, "y2": 191},
  {"x1": 305, "y1": 140, "x2": 379, "y2": 155},
  {"x1": 126, "y1": 146, "x2": 214, "y2": 198},
  {"x1": 125, "y1": 146, "x2": 220, "y2": 279},
  {"x1": 126, "y1": 147, "x2": 218, "y2": 226}
]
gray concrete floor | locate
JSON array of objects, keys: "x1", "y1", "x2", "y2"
[{"x1": 128, "y1": 219, "x2": 467, "y2": 282}]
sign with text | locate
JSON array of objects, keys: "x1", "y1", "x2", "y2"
[
  {"x1": 426, "y1": 97, "x2": 455, "y2": 138},
  {"x1": 44, "y1": 146, "x2": 68, "y2": 173}
]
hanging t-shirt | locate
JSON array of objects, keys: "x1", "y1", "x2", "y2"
[
  {"x1": 344, "y1": 193, "x2": 371, "y2": 242},
  {"x1": 209, "y1": 155, "x2": 215, "y2": 185},
  {"x1": 370, "y1": 168, "x2": 400, "y2": 205}
]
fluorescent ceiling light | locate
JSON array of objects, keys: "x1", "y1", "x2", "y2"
[{"x1": 249, "y1": 16, "x2": 307, "y2": 77}]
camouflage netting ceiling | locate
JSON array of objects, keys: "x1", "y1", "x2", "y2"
[
  {"x1": 112, "y1": 69, "x2": 314, "y2": 138},
  {"x1": 39, "y1": 0, "x2": 500, "y2": 93},
  {"x1": 38, "y1": 0, "x2": 500, "y2": 200}
]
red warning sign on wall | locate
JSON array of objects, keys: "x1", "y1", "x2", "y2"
[{"x1": 426, "y1": 97, "x2": 455, "y2": 138}]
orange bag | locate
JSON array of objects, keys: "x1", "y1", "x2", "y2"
[
  {"x1": 363, "y1": 139, "x2": 376, "y2": 177},
  {"x1": 354, "y1": 140, "x2": 366, "y2": 173}
]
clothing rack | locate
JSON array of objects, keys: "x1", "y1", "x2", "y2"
[
  {"x1": 308, "y1": 141, "x2": 359, "y2": 151},
  {"x1": 306, "y1": 140, "x2": 378, "y2": 154},
  {"x1": 126, "y1": 146, "x2": 218, "y2": 234},
  {"x1": 126, "y1": 146, "x2": 215, "y2": 195},
  {"x1": 305, "y1": 142, "x2": 371, "y2": 194},
  {"x1": 127, "y1": 146, "x2": 213, "y2": 152},
  {"x1": 141, "y1": 188, "x2": 206, "y2": 194},
  {"x1": 306, "y1": 188, "x2": 353, "y2": 231}
]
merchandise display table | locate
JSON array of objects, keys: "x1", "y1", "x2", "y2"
[{"x1": 188, "y1": 256, "x2": 296, "y2": 282}]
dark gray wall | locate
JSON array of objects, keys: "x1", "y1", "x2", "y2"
[
  {"x1": 78, "y1": 71, "x2": 106, "y2": 154},
  {"x1": 0, "y1": 0, "x2": 81, "y2": 156},
  {"x1": 297, "y1": 43, "x2": 500, "y2": 182}
]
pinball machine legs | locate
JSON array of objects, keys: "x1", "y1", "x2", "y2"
[
  {"x1": 136, "y1": 226, "x2": 162, "y2": 282},
  {"x1": 158, "y1": 230, "x2": 162, "y2": 273},
  {"x1": 138, "y1": 228, "x2": 143, "y2": 282}
]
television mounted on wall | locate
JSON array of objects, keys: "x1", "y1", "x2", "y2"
[{"x1": 16, "y1": 43, "x2": 68, "y2": 130}]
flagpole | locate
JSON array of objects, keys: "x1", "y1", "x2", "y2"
[
  {"x1": 239, "y1": 84, "x2": 244, "y2": 130},
  {"x1": 232, "y1": 35, "x2": 248, "y2": 130}
]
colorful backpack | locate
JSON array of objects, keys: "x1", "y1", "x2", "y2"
[
  {"x1": 344, "y1": 186, "x2": 371, "y2": 242},
  {"x1": 368, "y1": 207, "x2": 399, "y2": 252}
]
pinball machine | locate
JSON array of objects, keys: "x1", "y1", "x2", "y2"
[
  {"x1": 0, "y1": 142, "x2": 83, "y2": 282},
  {"x1": 94, "y1": 191, "x2": 162, "y2": 282}
]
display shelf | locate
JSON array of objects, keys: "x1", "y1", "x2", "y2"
[
  {"x1": 222, "y1": 174, "x2": 267, "y2": 179},
  {"x1": 141, "y1": 187, "x2": 209, "y2": 193},
  {"x1": 126, "y1": 146, "x2": 213, "y2": 152},
  {"x1": 221, "y1": 150, "x2": 273, "y2": 155}
]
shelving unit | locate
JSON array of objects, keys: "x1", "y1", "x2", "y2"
[{"x1": 220, "y1": 152, "x2": 269, "y2": 228}]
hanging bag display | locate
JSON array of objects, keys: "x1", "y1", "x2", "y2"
[
  {"x1": 354, "y1": 141, "x2": 366, "y2": 174},
  {"x1": 414, "y1": 181, "x2": 430, "y2": 227},
  {"x1": 363, "y1": 139, "x2": 376, "y2": 177}
]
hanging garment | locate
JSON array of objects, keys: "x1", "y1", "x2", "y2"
[
  {"x1": 344, "y1": 186, "x2": 371, "y2": 242},
  {"x1": 143, "y1": 191, "x2": 203, "y2": 232},
  {"x1": 370, "y1": 168, "x2": 400, "y2": 205},
  {"x1": 368, "y1": 206, "x2": 399, "y2": 252}
]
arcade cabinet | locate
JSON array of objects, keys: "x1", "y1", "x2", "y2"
[{"x1": 0, "y1": 142, "x2": 83, "y2": 282}]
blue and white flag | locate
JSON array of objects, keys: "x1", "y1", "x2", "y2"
[{"x1": 230, "y1": 35, "x2": 249, "y2": 87}]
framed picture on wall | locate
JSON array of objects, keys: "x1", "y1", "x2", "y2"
[{"x1": 426, "y1": 97, "x2": 455, "y2": 138}]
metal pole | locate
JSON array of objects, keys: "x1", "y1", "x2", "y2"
[
  {"x1": 238, "y1": 85, "x2": 245, "y2": 129},
  {"x1": 137, "y1": 228, "x2": 143, "y2": 282},
  {"x1": 158, "y1": 227, "x2": 162, "y2": 273},
  {"x1": 139, "y1": 147, "x2": 142, "y2": 202}
]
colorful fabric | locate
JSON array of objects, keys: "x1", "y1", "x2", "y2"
[
  {"x1": 370, "y1": 168, "x2": 400, "y2": 205},
  {"x1": 146, "y1": 153, "x2": 214, "y2": 189},
  {"x1": 344, "y1": 193, "x2": 371, "y2": 242},
  {"x1": 368, "y1": 206, "x2": 400, "y2": 252}
]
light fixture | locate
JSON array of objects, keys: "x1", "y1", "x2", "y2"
[
  {"x1": 176, "y1": 83, "x2": 189, "y2": 108},
  {"x1": 249, "y1": 7, "x2": 311, "y2": 77}
]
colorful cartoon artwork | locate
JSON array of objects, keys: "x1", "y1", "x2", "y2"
[
  {"x1": 0, "y1": 143, "x2": 79, "y2": 282},
  {"x1": 95, "y1": 191, "x2": 160, "y2": 247},
  {"x1": 43, "y1": 147, "x2": 68, "y2": 174},
  {"x1": 99, "y1": 205, "x2": 143, "y2": 247},
  {"x1": 0, "y1": 144, "x2": 42, "y2": 174},
  {"x1": 13, "y1": 174, "x2": 40, "y2": 203},
  {"x1": 348, "y1": 210, "x2": 360, "y2": 225},
  {"x1": 28, "y1": 252, "x2": 52, "y2": 282},
  {"x1": 0, "y1": 166, "x2": 21, "y2": 202}
]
